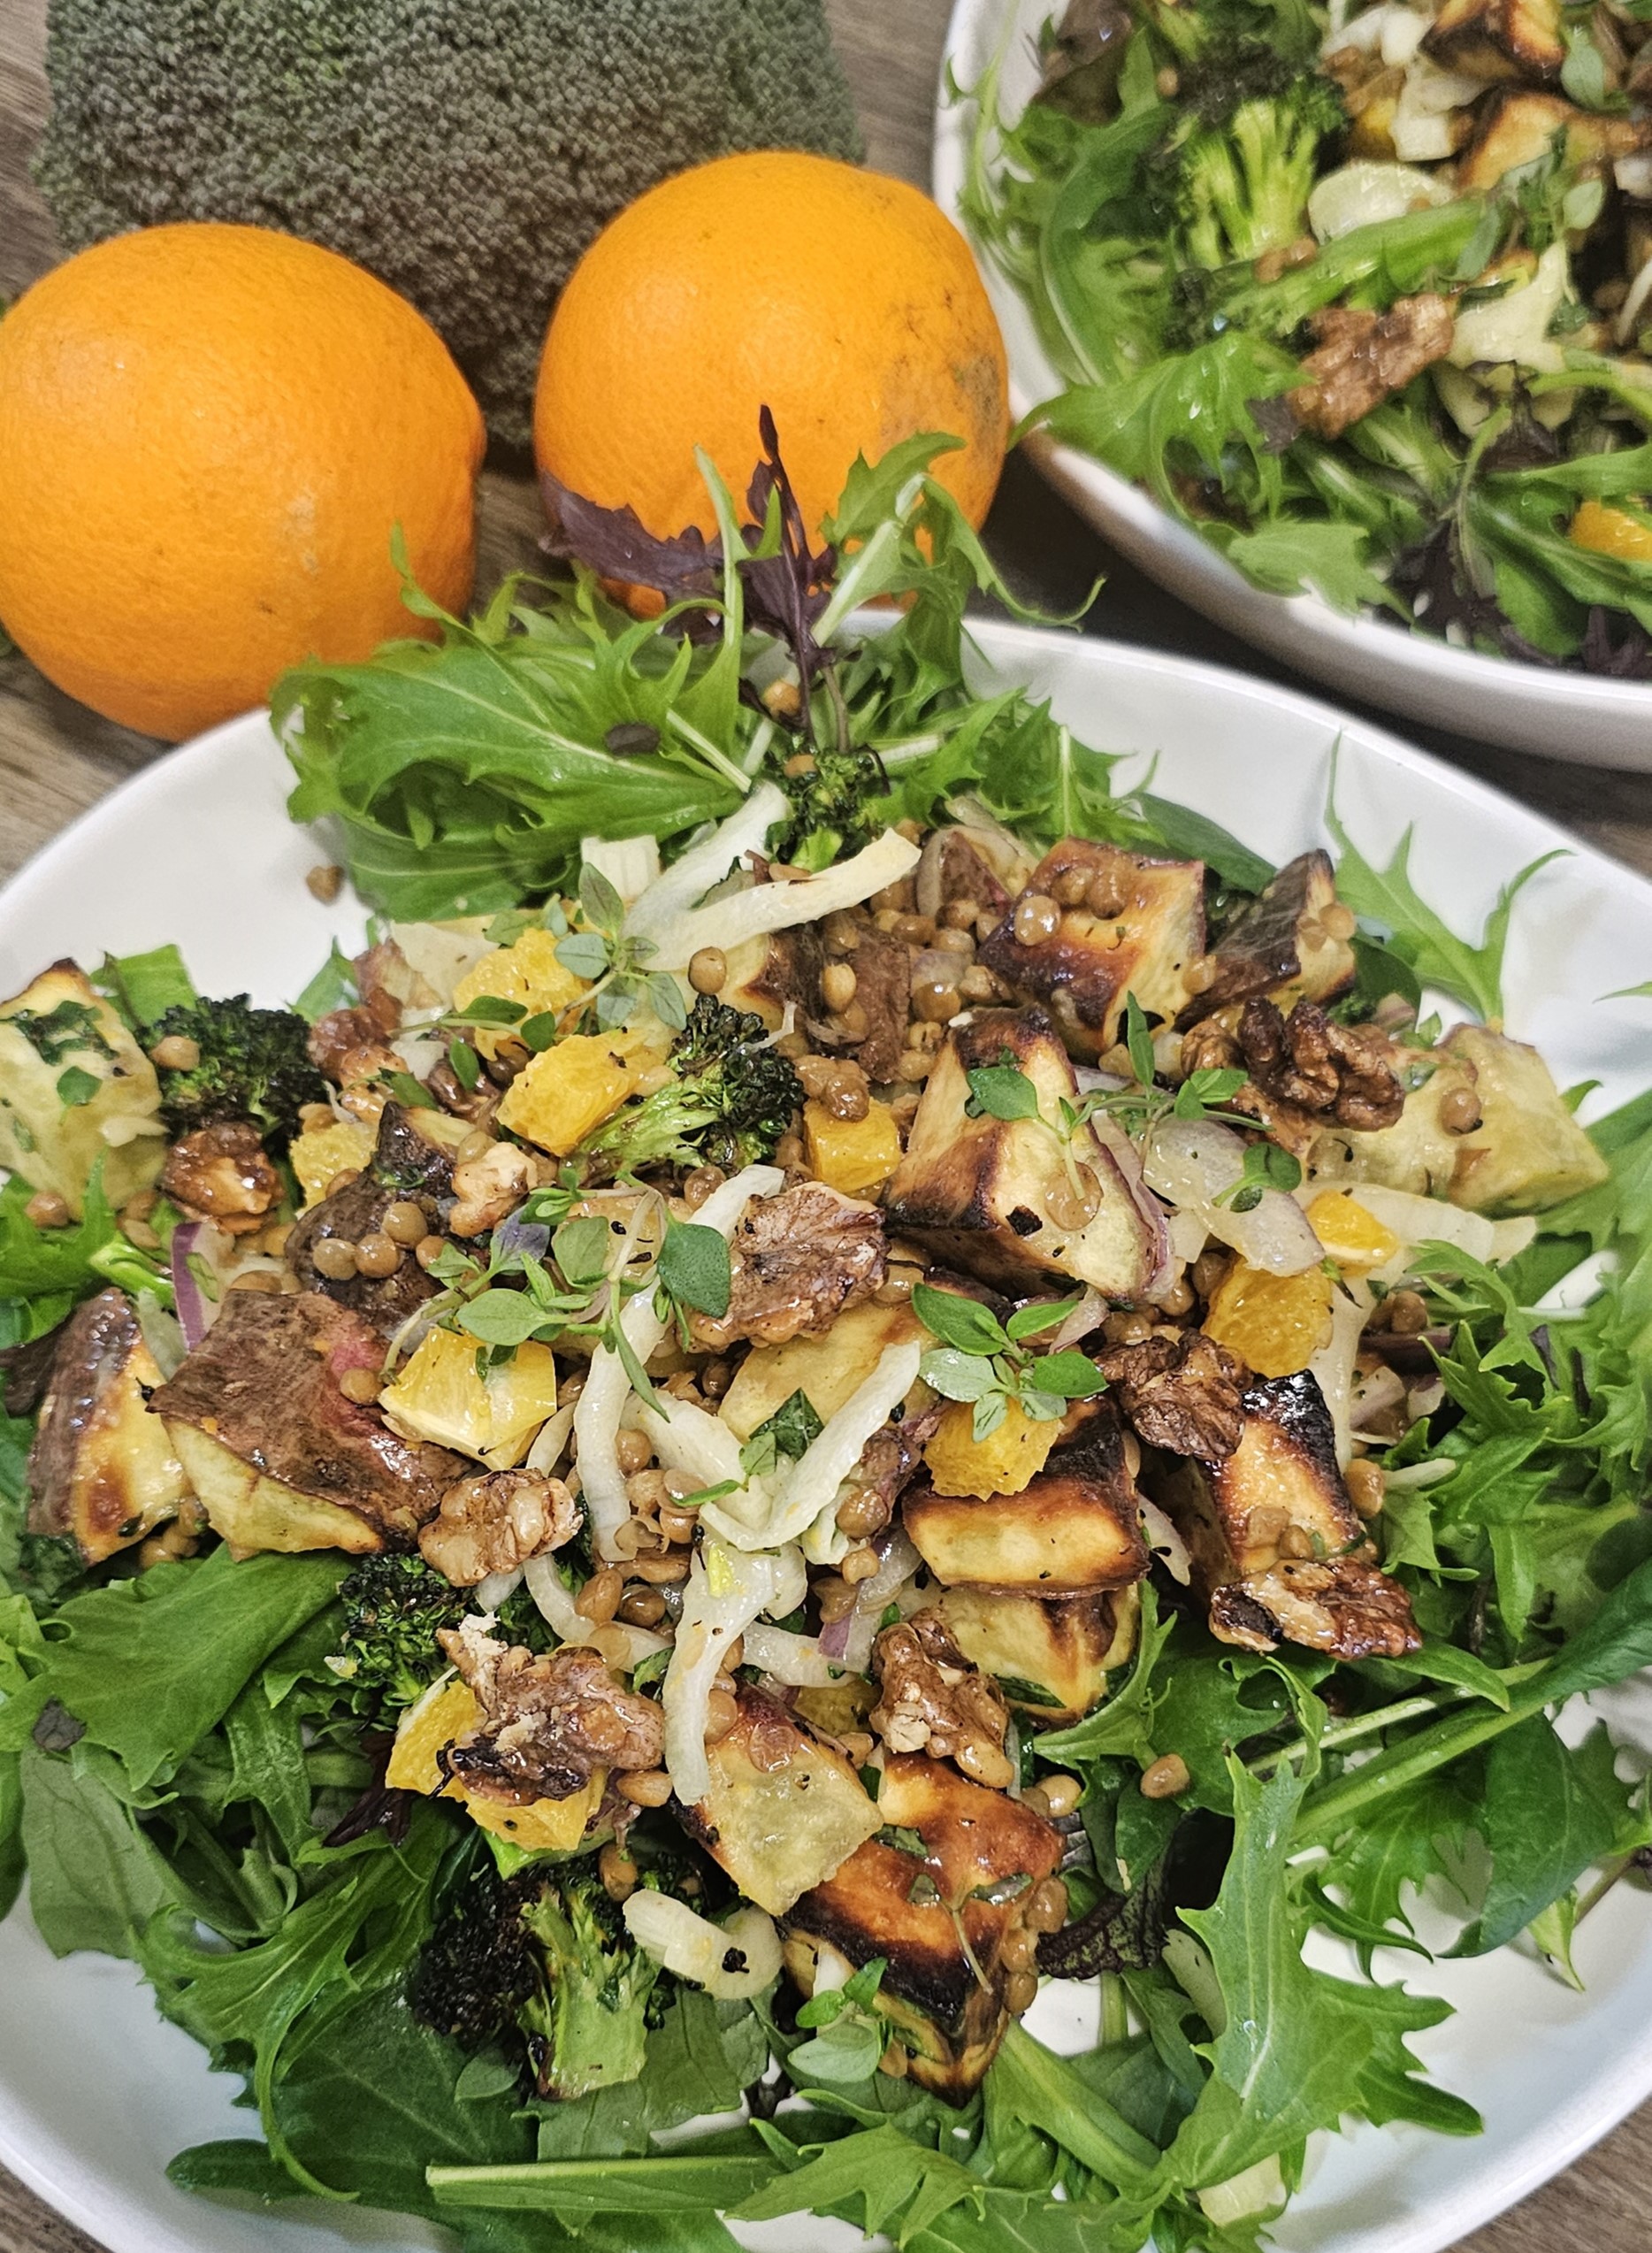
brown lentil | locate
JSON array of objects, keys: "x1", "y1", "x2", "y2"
[
  {"x1": 835, "y1": 1486, "x2": 888, "y2": 1537},
  {"x1": 657, "y1": 1503, "x2": 701, "y2": 1546},
  {"x1": 1320, "y1": 902, "x2": 1358, "y2": 941},
  {"x1": 137, "y1": 1536, "x2": 173, "y2": 1572},
  {"x1": 616, "y1": 1429, "x2": 654, "y2": 1476},
  {"x1": 1037, "y1": 1772, "x2": 1082, "y2": 1818},
  {"x1": 815, "y1": 1575, "x2": 857, "y2": 1624},
  {"x1": 1440, "y1": 1085, "x2": 1483, "y2": 1135},
  {"x1": 1004, "y1": 1970, "x2": 1041, "y2": 2016},
  {"x1": 823, "y1": 910, "x2": 861, "y2": 954},
  {"x1": 893, "y1": 913, "x2": 937, "y2": 946},
  {"x1": 1140, "y1": 1753, "x2": 1191, "y2": 1800},
  {"x1": 149, "y1": 1032, "x2": 201, "y2": 1071},
  {"x1": 626, "y1": 1468, "x2": 671, "y2": 1513},
  {"x1": 1103, "y1": 1307, "x2": 1153, "y2": 1347},
  {"x1": 300, "y1": 1102, "x2": 337, "y2": 1134},
  {"x1": 598, "y1": 1843, "x2": 639, "y2": 1903},
  {"x1": 913, "y1": 978, "x2": 961, "y2": 1024},
  {"x1": 122, "y1": 1217, "x2": 162, "y2": 1251},
  {"x1": 683, "y1": 1163, "x2": 726, "y2": 1210},
  {"x1": 717, "y1": 1635, "x2": 746, "y2": 1676},
  {"x1": 999, "y1": 1926, "x2": 1039, "y2": 1973},
  {"x1": 1278, "y1": 1523, "x2": 1316, "y2": 1559},
  {"x1": 632, "y1": 1550, "x2": 691, "y2": 1585},
  {"x1": 822, "y1": 961, "x2": 859, "y2": 1014},
  {"x1": 305, "y1": 863, "x2": 344, "y2": 903},
  {"x1": 1191, "y1": 1249, "x2": 1231, "y2": 1299},
  {"x1": 455, "y1": 1129, "x2": 494, "y2": 1166},
  {"x1": 227, "y1": 1269, "x2": 281, "y2": 1294},
  {"x1": 618, "y1": 1767, "x2": 674, "y2": 1808},
  {"x1": 895, "y1": 1049, "x2": 933, "y2": 1083},
  {"x1": 23, "y1": 1189, "x2": 71, "y2": 1229},
  {"x1": 704, "y1": 1686, "x2": 739, "y2": 1741},
  {"x1": 1013, "y1": 892, "x2": 1061, "y2": 946},
  {"x1": 354, "y1": 1232, "x2": 402, "y2": 1279},
  {"x1": 338, "y1": 1366, "x2": 380, "y2": 1405},
  {"x1": 878, "y1": 2042, "x2": 910, "y2": 2080},
  {"x1": 841, "y1": 1544, "x2": 881, "y2": 1584},
  {"x1": 1384, "y1": 1289, "x2": 1429, "y2": 1337},
  {"x1": 932, "y1": 926, "x2": 975, "y2": 958},
  {"x1": 1345, "y1": 1458, "x2": 1388, "y2": 1518},
  {"x1": 1158, "y1": 1274, "x2": 1195, "y2": 1318},
  {"x1": 575, "y1": 1566, "x2": 624, "y2": 1623},
  {"x1": 942, "y1": 897, "x2": 980, "y2": 931},
  {"x1": 688, "y1": 946, "x2": 728, "y2": 996},
  {"x1": 415, "y1": 1234, "x2": 448, "y2": 1271},
  {"x1": 310, "y1": 1236, "x2": 359, "y2": 1282},
  {"x1": 618, "y1": 1586, "x2": 668, "y2": 1628},
  {"x1": 383, "y1": 1199, "x2": 428, "y2": 1245},
  {"x1": 1045, "y1": 1165, "x2": 1102, "y2": 1230},
  {"x1": 782, "y1": 748, "x2": 817, "y2": 778},
  {"x1": 774, "y1": 1130, "x2": 805, "y2": 1169},
  {"x1": 258, "y1": 1220, "x2": 294, "y2": 1258},
  {"x1": 700, "y1": 1357, "x2": 732, "y2": 1400}
]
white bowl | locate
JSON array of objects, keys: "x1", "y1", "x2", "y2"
[
  {"x1": 4, "y1": 627, "x2": 1652, "y2": 2253},
  {"x1": 932, "y1": 0, "x2": 1652, "y2": 771}
]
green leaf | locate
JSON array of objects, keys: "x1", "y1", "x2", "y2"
[
  {"x1": 458, "y1": 995, "x2": 528, "y2": 1026},
  {"x1": 553, "y1": 1215, "x2": 612, "y2": 1288},
  {"x1": 965, "y1": 1061, "x2": 1042, "y2": 1123},
  {"x1": 657, "y1": 1221, "x2": 733, "y2": 1321},
  {"x1": 912, "y1": 1283, "x2": 1008, "y2": 1357},
  {"x1": 1326, "y1": 772, "x2": 1563, "y2": 1020},
  {"x1": 556, "y1": 931, "x2": 612, "y2": 981},
  {"x1": 1039, "y1": 1583, "x2": 1174, "y2": 1766},
  {"x1": 19, "y1": 1742, "x2": 187, "y2": 1960},
  {"x1": 1132, "y1": 798, "x2": 1273, "y2": 896},
  {"x1": 292, "y1": 942, "x2": 358, "y2": 1023},
  {"x1": 918, "y1": 1347, "x2": 999, "y2": 1403},
  {"x1": 447, "y1": 1038, "x2": 481, "y2": 1092},
  {"x1": 455, "y1": 1290, "x2": 556, "y2": 1347},
  {"x1": 1029, "y1": 1349, "x2": 1107, "y2": 1399},
  {"x1": 1123, "y1": 993, "x2": 1156, "y2": 1092},
  {"x1": 383, "y1": 1069, "x2": 436, "y2": 1111},
  {"x1": 1454, "y1": 1718, "x2": 1646, "y2": 1956},
  {"x1": 54, "y1": 1066, "x2": 101, "y2": 1109},
  {"x1": 103, "y1": 943, "x2": 199, "y2": 1027}
]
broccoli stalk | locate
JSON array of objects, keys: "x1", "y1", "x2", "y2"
[
  {"x1": 411, "y1": 1846, "x2": 692, "y2": 2100},
  {"x1": 148, "y1": 993, "x2": 326, "y2": 1147},
  {"x1": 1179, "y1": 95, "x2": 1335, "y2": 269},
  {"x1": 576, "y1": 994, "x2": 801, "y2": 1181},
  {"x1": 519, "y1": 1870, "x2": 662, "y2": 2100}
]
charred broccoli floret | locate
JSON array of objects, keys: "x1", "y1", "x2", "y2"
[
  {"x1": 410, "y1": 1843, "x2": 692, "y2": 2099},
  {"x1": 1179, "y1": 88, "x2": 1343, "y2": 268},
  {"x1": 577, "y1": 995, "x2": 801, "y2": 1180},
  {"x1": 329, "y1": 1554, "x2": 545, "y2": 1708},
  {"x1": 148, "y1": 993, "x2": 326, "y2": 1147}
]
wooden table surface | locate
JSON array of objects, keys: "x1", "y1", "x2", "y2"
[{"x1": 1, "y1": 0, "x2": 1648, "y2": 2247}]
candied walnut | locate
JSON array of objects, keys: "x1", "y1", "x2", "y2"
[
  {"x1": 161, "y1": 1119, "x2": 279, "y2": 1234},
  {"x1": 308, "y1": 1000, "x2": 399, "y2": 1080},
  {"x1": 1288, "y1": 295, "x2": 1456, "y2": 442},
  {"x1": 419, "y1": 1468, "x2": 580, "y2": 1586},
  {"x1": 691, "y1": 1182, "x2": 886, "y2": 1350},
  {"x1": 448, "y1": 1143, "x2": 536, "y2": 1238},
  {"x1": 870, "y1": 1609, "x2": 1013, "y2": 1789},
  {"x1": 1096, "y1": 1330, "x2": 1249, "y2": 1459},
  {"x1": 1239, "y1": 998, "x2": 1403, "y2": 1131},
  {"x1": 1209, "y1": 1555, "x2": 1421, "y2": 1660},
  {"x1": 439, "y1": 1626, "x2": 665, "y2": 1804}
]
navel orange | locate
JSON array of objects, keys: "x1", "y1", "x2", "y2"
[
  {"x1": 534, "y1": 152, "x2": 1008, "y2": 544},
  {"x1": 0, "y1": 223, "x2": 485, "y2": 741}
]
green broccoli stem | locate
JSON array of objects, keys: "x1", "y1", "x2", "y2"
[{"x1": 520, "y1": 1887, "x2": 659, "y2": 2100}]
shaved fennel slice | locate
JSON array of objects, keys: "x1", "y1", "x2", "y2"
[
  {"x1": 638, "y1": 1392, "x2": 749, "y2": 1493},
  {"x1": 624, "y1": 783, "x2": 789, "y2": 943},
  {"x1": 575, "y1": 1164, "x2": 783, "y2": 1559},
  {"x1": 664, "y1": 1541, "x2": 800, "y2": 1806},
  {"x1": 521, "y1": 1555, "x2": 667, "y2": 1671},
  {"x1": 1143, "y1": 1119, "x2": 1322, "y2": 1276},
  {"x1": 583, "y1": 831, "x2": 661, "y2": 908},
  {"x1": 700, "y1": 1340, "x2": 923, "y2": 1553},
  {"x1": 742, "y1": 1622, "x2": 845, "y2": 1687},
  {"x1": 623, "y1": 1892, "x2": 782, "y2": 1999},
  {"x1": 1348, "y1": 1184, "x2": 1537, "y2": 1276},
  {"x1": 640, "y1": 829, "x2": 922, "y2": 973}
]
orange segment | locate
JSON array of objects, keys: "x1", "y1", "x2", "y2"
[
  {"x1": 1204, "y1": 1262, "x2": 1335, "y2": 1379},
  {"x1": 1570, "y1": 499, "x2": 1652, "y2": 564},
  {"x1": 1306, "y1": 1191, "x2": 1402, "y2": 1272}
]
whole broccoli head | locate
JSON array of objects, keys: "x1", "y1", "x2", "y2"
[
  {"x1": 330, "y1": 1553, "x2": 547, "y2": 1708},
  {"x1": 34, "y1": 0, "x2": 862, "y2": 448},
  {"x1": 576, "y1": 994, "x2": 802, "y2": 1181},
  {"x1": 149, "y1": 993, "x2": 326, "y2": 1148},
  {"x1": 410, "y1": 1843, "x2": 695, "y2": 2099}
]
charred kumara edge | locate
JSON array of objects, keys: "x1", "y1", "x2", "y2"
[
  {"x1": 781, "y1": 1752, "x2": 1063, "y2": 2101},
  {"x1": 150, "y1": 1290, "x2": 464, "y2": 1555},
  {"x1": 977, "y1": 839, "x2": 1205, "y2": 1059},
  {"x1": 1145, "y1": 1370, "x2": 1419, "y2": 1660},
  {"x1": 27, "y1": 1287, "x2": 188, "y2": 1564},
  {"x1": 883, "y1": 1008, "x2": 1157, "y2": 1297},
  {"x1": 1176, "y1": 850, "x2": 1356, "y2": 1029},
  {"x1": 937, "y1": 1582, "x2": 1141, "y2": 1724},
  {"x1": 1423, "y1": 0, "x2": 1565, "y2": 84}
]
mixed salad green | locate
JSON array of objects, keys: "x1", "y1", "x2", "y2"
[
  {"x1": 962, "y1": 0, "x2": 1652, "y2": 673},
  {"x1": 0, "y1": 434, "x2": 1650, "y2": 2253}
]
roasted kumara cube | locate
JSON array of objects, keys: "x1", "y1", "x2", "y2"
[
  {"x1": 937, "y1": 1582, "x2": 1140, "y2": 1725},
  {"x1": 1457, "y1": 89, "x2": 1643, "y2": 191},
  {"x1": 1424, "y1": 0, "x2": 1564, "y2": 81},
  {"x1": 883, "y1": 1009, "x2": 1159, "y2": 1296},
  {"x1": 1440, "y1": 1023, "x2": 1608, "y2": 1214},
  {"x1": 782, "y1": 1753, "x2": 1063, "y2": 2101},
  {"x1": 1178, "y1": 852, "x2": 1356, "y2": 1028},
  {"x1": 1148, "y1": 1371, "x2": 1419, "y2": 1660},
  {"x1": 151, "y1": 1291, "x2": 463, "y2": 1555},
  {"x1": 1317, "y1": 1051, "x2": 1481, "y2": 1199},
  {"x1": 0, "y1": 962, "x2": 167, "y2": 1215},
  {"x1": 27, "y1": 1289, "x2": 189, "y2": 1564},
  {"x1": 904, "y1": 1406, "x2": 1150, "y2": 1595},
  {"x1": 678, "y1": 1692, "x2": 880, "y2": 1915},
  {"x1": 978, "y1": 839, "x2": 1205, "y2": 1058}
]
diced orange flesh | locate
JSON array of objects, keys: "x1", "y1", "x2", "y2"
[
  {"x1": 1306, "y1": 1190, "x2": 1402, "y2": 1272},
  {"x1": 1570, "y1": 500, "x2": 1652, "y2": 564},
  {"x1": 1203, "y1": 1261, "x2": 1335, "y2": 1379},
  {"x1": 922, "y1": 1397, "x2": 1060, "y2": 1498},
  {"x1": 804, "y1": 1097, "x2": 904, "y2": 1199}
]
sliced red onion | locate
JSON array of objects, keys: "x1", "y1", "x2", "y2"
[
  {"x1": 833, "y1": 1526, "x2": 922, "y2": 1674},
  {"x1": 1090, "y1": 1112, "x2": 1173, "y2": 1297},
  {"x1": 493, "y1": 1212, "x2": 552, "y2": 1269},
  {"x1": 1140, "y1": 1499, "x2": 1191, "y2": 1585},
  {"x1": 1047, "y1": 1289, "x2": 1105, "y2": 1353},
  {"x1": 1143, "y1": 1118, "x2": 1321, "y2": 1276},
  {"x1": 169, "y1": 1222, "x2": 210, "y2": 1350}
]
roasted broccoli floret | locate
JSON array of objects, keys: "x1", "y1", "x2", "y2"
[
  {"x1": 410, "y1": 1845, "x2": 690, "y2": 2099},
  {"x1": 577, "y1": 995, "x2": 801, "y2": 1180},
  {"x1": 329, "y1": 1554, "x2": 546, "y2": 1708},
  {"x1": 1179, "y1": 90, "x2": 1342, "y2": 268},
  {"x1": 148, "y1": 994, "x2": 326, "y2": 1148},
  {"x1": 35, "y1": 0, "x2": 861, "y2": 448}
]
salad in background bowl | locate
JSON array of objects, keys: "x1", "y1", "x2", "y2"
[
  {"x1": 3, "y1": 436, "x2": 1652, "y2": 2252},
  {"x1": 937, "y1": 0, "x2": 1652, "y2": 766}
]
